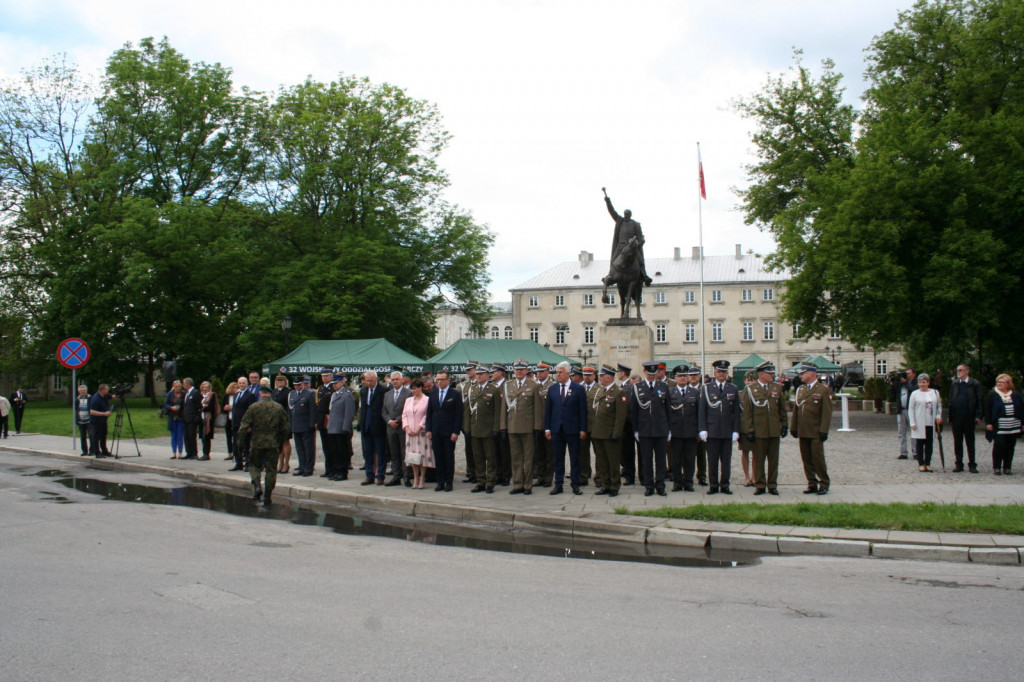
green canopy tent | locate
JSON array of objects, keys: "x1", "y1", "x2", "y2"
[
  {"x1": 424, "y1": 339, "x2": 572, "y2": 373},
  {"x1": 801, "y1": 355, "x2": 842, "y2": 372},
  {"x1": 263, "y1": 339, "x2": 426, "y2": 376},
  {"x1": 734, "y1": 353, "x2": 770, "y2": 374}
]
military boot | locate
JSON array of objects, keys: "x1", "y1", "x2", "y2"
[
  {"x1": 263, "y1": 486, "x2": 273, "y2": 507},
  {"x1": 252, "y1": 481, "x2": 262, "y2": 502}
]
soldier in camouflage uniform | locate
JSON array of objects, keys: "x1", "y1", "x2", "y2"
[{"x1": 240, "y1": 384, "x2": 291, "y2": 507}]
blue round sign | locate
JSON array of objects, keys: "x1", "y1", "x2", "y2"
[{"x1": 57, "y1": 337, "x2": 91, "y2": 370}]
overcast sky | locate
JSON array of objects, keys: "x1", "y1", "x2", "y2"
[{"x1": 1, "y1": 0, "x2": 915, "y2": 300}]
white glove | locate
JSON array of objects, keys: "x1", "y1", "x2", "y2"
[
  {"x1": 634, "y1": 431, "x2": 640, "y2": 442},
  {"x1": 667, "y1": 433, "x2": 672, "y2": 443},
  {"x1": 699, "y1": 431, "x2": 708, "y2": 442},
  {"x1": 732, "y1": 432, "x2": 739, "y2": 443}
]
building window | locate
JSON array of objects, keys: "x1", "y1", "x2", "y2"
[
  {"x1": 711, "y1": 290, "x2": 722, "y2": 303},
  {"x1": 829, "y1": 325, "x2": 841, "y2": 340},
  {"x1": 504, "y1": 326, "x2": 513, "y2": 340},
  {"x1": 491, "y1": 326, "x2": 499, "y2": 339},
  {"x1": 584, "y1": 325, "x2": 594, "y2": 344},
  {"x1": 583, "y1": 294, "x2": 594, "y2": 306},
  {"x1": 684, "y1": 290, "x2": 695, "y2": 304},
  {"x1": 655, "y1": 291, "x2": 667, "y2": 304},
  {"x1": 684, "y1": 323, "x2": 696, "y2": 343},
  {"x1": 529, "y1": 327, "x2": 539, "y2": 342},
  {"x1": 554, "y1": 295, "x2": 565, "y2": 307},
  {"x1": 555, "y1": 327, "x2": 566, "y2": 345},
  {"x1": 763, "y1": 288, "x2": 774, "y2": 301},
  {"x1": 711, "y1": 322, "x2": 723, "y2": 342},
  {"x1": 742, "y1": 321, "x2": 753, "y2": 341},
  {"x1": 741, "y1": 289, "x2": 753, "y2": 302},
  {"x1": 604, "y1": 293, "x2": 616, "y2": 305},
  {"x1": 54, "y1": 374, "x2": 64, "y2": 391},
  {"x1": 528, "y1": 295, "x2": 539, "y2": 308},
  {"x1": 655, "y1": 324, "x2": 667, "y2": 343},
  {"x1": 792, "y1": 323, "x2": 802, "y2": 338},
  {"x1": 763, "y1": 321, "x2": 775, "y2": 341},
  {"x1": 876, "y1": 359, "x2": 887, "y2": 376}
]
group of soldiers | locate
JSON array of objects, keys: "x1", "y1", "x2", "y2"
[{"x1": 235, "y1": 357, "x2": 836, "y2": 506}]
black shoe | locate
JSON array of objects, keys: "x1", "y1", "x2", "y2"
[
  {"x1": 803, "y1": 486, "x2": 818, "y2": 494},
  {"x1": 683, "y1": 485, "x2": 694, "y2": 492},
  {"x1": 572, "y1": 486, "x2": 582, "y2": 495},
  {"x1": 769, "y1": 488, "x2": 779, "y2": 495},
  {"x1": 252, "y1": 484, "x2": 262, "y2": 502},
  {"x1": 463, "y1": 476, "x2": 477, "y2": 483},
  {"x1": 535, "y1": 481, "x2": 551, "y2": 488},
  {"x1": 969, "y1": 464, "x2": 979, "y2": 473},
  {"x1": 672, "y1": 483, "x2": 683, "y2": 492},
  {"x1": 1004, "y1": 469, "x2": 1013, "y2": 476},
  {"x1": 644, "y1": 488, "x2": 654, "y2": 497},
  {"x1": 362, "y1": 479, "x2": 375, "y2": 486},
  {"x1": 510, "y1": 488, "x2": 524, "y2": 495},
  {"x1": 263, "y1": 494, "x2": 272, "y2": 507},
  {"x1": 229, "y1": 465, "x2": 244, "y2": 471},
  {"x1": 485, "y1": 487, "x2": 494, "y2": 494},
  {"x1": 579, "y1": 479, "x2": 588, "y2": 487},
  {"x1": 293, "y1": 470, "x2": 305, "y2": 476},
  {"x1": 995, "y1": 470, "x2": 1002, "y2": 476},
  {"x1": 897, "y1": 454, "x2": 908, "y2": 459},
  {"x1": 721, "y1": 487, "x2": 733, "y2": 495},
  {"x1": 608, "y1": 490, "x2": 618, "y2": 497},
  {"x1": 550, "y1": 486, "x2": 563, "y2": 495},
  {"x1": 953, "y1": 465, "x2": 964, "y2": 472},
  {"x1": 320, "y1": 472, "x2": 331, "y2": 477},
  {"x1": 656, "y1": 488, "x2": 666, "y2": 497},
  {"x1": 404, "y1": 478, "x2": 413, "y2": 487},
  {"x1": 595, "y1": 489, "x2": 610, "y2": 496},
  {"x1": 743, "y1": 482, "x2": 755, "y2": 488},
  {"x1": 698, "y1": 478, "x2": 708, "y2": 486},
  {"x1": 708, "y1": 487, "x2": 719, "y2": 495},
  {"x1": 445, "y1": 483, "x2": 453, "y2": 491},
  {"x1": 80, "y1": 452, "x2": 89, "y2": 456},
  {"x1": 523, "y1": 489, "x2": 532, "y2": 495},
  {"x1": 499, "y1": 479, "x2": 510, "y2": 487},
  {"x1": 435, "y1": 484, "x2": 445, "y2": 491},
  {"x1": 622, "y1": 477, "x2": 635, "y2": 486},
  {"x1": 817, "y1": 487, "x2": 829, "y2": 495},
  {"x1": 471, "y1": 485, "x2": 486, "y2": 493},
  {"x1": 384, "y1": 478, "x2": 402, "y2": 487},
  {"x1": 754, "y1": 488, "x2": 766, "y2": 495}
]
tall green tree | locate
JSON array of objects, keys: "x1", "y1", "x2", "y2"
[{"x1": 737, "y1": 0, "x2": 1024, "y2": 370}]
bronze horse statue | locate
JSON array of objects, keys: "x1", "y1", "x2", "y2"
[{"x1": 601, "y1": 236, "x2": 644, "y2": 319}]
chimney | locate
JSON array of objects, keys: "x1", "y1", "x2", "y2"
[
  {"x1": 735, "y1": 243, "x2": 742, "y2": 259},
  {"x1": 578, "y1": 250, "x2": 592, "y2": 267},
  {"x1": 692, "y1": 246, "x2": 701, "y2": 260},
  {"x1": 673, "y1": 247, "x2": 681, "y2": 260}
]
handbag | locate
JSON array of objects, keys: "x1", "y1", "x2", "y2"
[
  {"x1": 213, "y1": 413, "x2": 228, "y2": 428},
  {"x1": 406, "y1": 450, "x2": 423, "y2": 465}
]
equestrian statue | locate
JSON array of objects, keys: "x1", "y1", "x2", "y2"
[{"x1": 601, "y1": 187, "x2": 652, "y2": 319}]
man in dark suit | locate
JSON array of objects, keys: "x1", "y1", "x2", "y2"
[
  {"x1": 289, "y1": 376, "x2": 318, "y2": 476},
  {"x1": 181, "y1": 378, "x2": 203, "y2": 459},
  {"x1": 358, "y1": 371, "x2": 388, "y2": 484},
  {"x1": 426, "y1": 370, "x2": 463, "y2": 491},
  {"x1": 544, "y1": 361, "x2": 588, "y2": 495},
  {"x1": 230, "y1": 374, "x2": 259, "y2": 471},
  {"x1": 948, "y1": 363, "x2": 984, "y2": 473},
  {"x1": 698, "y1": 360, "x2": 741, "y2": 494},
  {"x1": 10, "y1": 387, "x2": 27, "y2": 434},
  {"x1": 630, "y1": 361, "x2": 671, "y2": 496},
  {"x1": 382, "y1": 370, "x2": 411, "y2": 486}
]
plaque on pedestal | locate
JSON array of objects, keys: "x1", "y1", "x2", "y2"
[{"x1": 597, "y1": 320, "x2": 654, "y2": 375}]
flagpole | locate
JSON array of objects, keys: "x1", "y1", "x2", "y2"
[{"x1": 697, "y1": 142, "x2": 706, "y2": 376}]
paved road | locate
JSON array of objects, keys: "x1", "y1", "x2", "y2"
[{"x1": 1, "y1": 453, "x2": 1021, "y2": 681}]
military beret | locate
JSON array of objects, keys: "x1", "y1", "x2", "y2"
[
  {"x1": 258, "y1": 384, "x2": 273, "y2": 394},
  {"x1": 401, "y1": 370, "x2": 415, "y2": 378},
  {"x1": 712, "y1": 360, "x2": 730, "y2": 371},
  {"x1": 673, "y1": 365, "x2": 689, "y2": 377},
  {"x1": 642, "y1": 361, "x2": 660, "y2": 374}
]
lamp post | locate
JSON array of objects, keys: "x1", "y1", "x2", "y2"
[
  {"x1": 281, "y1": 315, "x2": 292, "y2": 356},
  {"x1": 576, "y1": 348, "x2": 593, "y2": 363}
]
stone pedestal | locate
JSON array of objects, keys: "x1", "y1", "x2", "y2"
[{"x1": 597, "y1": 319, "x2": 654, "y2": 375}]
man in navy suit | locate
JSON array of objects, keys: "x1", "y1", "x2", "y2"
[
  {"x1": 181, "y1": 378, "x2": 203, "y2": 460},
  {"x1": 426, "y1": 370, "x2": 463, "y2": 491},
  {"x1": 230, "y1": 374, "x2": 258, "y2": 471},
  {"x1": 358, "y1": 371, "x2": 388, "y2": 484},
  {"x1": 544, "y1": 361, "x2": 588, "y2": 495}
]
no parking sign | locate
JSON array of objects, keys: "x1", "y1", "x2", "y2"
[{"x1": 57, "y1": 338, "x2": 91, "y2": 369}]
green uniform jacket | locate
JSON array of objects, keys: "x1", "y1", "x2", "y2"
[
  {"x1": 457, "y1": 379, "x2": 473, "y2": 433},
  {"x1": 740, "y1": 382, "x2": 787, "y2": 438},
  {"x1": 499, "y1": 377, "x2": 545, "y2": 433},
  {"x1": 465, "y1": 380, "x2": 501, "y2": 438},
  {"x1": 240, "y1": 397, "x2": 291, "y2": 449},
  {"x1": 589, "y1": 382, "x2": 628, "y2": 440},
  {"x1": 790, "y1": 381, "x2": 833, "y2": 437}
]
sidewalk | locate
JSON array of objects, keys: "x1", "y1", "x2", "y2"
[{"x1": 3, "y1": 426, "x2": 1023, "y2": 566}]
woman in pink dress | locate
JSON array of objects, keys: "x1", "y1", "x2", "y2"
[{"x1": 402, "y1": 379, "x2": 434, "y2": 488}]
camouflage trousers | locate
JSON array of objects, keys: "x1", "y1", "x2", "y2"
[{"x1": 249, "y1": 447, "x2": 278, "y2": 492}]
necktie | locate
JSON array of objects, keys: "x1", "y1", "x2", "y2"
[
  {"x1": 561, "y1": 384, "x2": 566, "y2": 403},
  {"x1": 440, "y1": 389, "x2": 446, "y2": 403}
]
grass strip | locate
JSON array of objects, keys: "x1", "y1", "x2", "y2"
[
  {"x1": 619, "y1": 502, "x2": 1024, "y2": 535},
  {"x1": 12, "y1": 399, "x2": 176, "y2": 440}
]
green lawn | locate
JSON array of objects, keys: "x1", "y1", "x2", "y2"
[
  {"x1": 620, "y1": 502, "x2": 1024, "y2": 535},
  {"x1": 17, "y1": 398, "x2": 171, "y2": 440}
]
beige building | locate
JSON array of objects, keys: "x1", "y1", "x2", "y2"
[
  {"x1": 433, "y1": 302, "x2": 514, "y2": 350},
  {"x1": 506, "y1": 245, "x2": 904, "y2": 376}
]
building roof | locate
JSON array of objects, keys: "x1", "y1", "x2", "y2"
[{"x1": 511, "y1": 252, "x2": 788, "y2": 291}]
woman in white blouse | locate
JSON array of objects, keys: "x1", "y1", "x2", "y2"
[{"x1": 908, "y1": 373, "x2": 942, "y2": 472}]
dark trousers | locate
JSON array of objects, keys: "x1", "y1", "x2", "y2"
[
  {"x1": 706, "y1": 437, "x2": 732, "y2": 488},
  {"x1": 223, "y1": 417, "x2": 233, "y2": 455},
  {"x1": 915, "y1": 427, "x2": 934, "y2": 466},
  {"x1": 13, "y1": 407, "x2": 24, "y2": 432},
  {"x1": 638, "y1": 436, "x2": 667, "y2": 490},
  {"x1": 387, "y1": 426, "x2": 407, "y2": 480},
  {"x1": 183, "y1": 421, "x2": 199, "y2": 458},
  {"x1": 696, "y1": 440, "x2": 707, "y2": 482},
  {"x1": 432, "y1": 434, "x2": 457, "y2": 485},
  {"x1": 464, "y1": 434, "x2": 476, "y2": 479},
  {"x1": 472, "y1": 435, "x2": 497, "y2": 487},
  {"x1": 752, "y1": 437, "x2": 780, "y2": 490},
  {"x1": 294, "y1": 430, "x2": 316, "y2": 473},
  {"x1": 592, "y1": 438, "x2": 621, "y2": 492},
  {"x1": 620, "y1": 418, "x2": 640, "y2": 481},
  {"x1": 77, "y1": 422, "x2": 89, "y2": 453},
  {"x1": 799, "y1": 436, "x2": 830, "y2": 487},
  {"x1": 670, "y1": 437, "x2": 697, "y2": 486},
  {"x1": 233, "y1": 428, "x2": 249, "y2": 468},
  {"x1": 201, "y1": 425, "x2": 214, "y2": 457},
  {"x1": 992, "y1": 434, "x2": 1016, "y2": 472},
  {"x1": 533, "y1": 430, "x2": 553, "y2": 484},
  {"x1": 950, "y1": 415, "x2": 977, "y2": 466},
  {"x1": 325, "y1": 432, "x2": 352, "y2": 477},
  {"x1": 361, "y1": 431, "x2": 387, "y2": 480},
  {"x1": 494, "y1": 431, "x2": 511, "y2": 483},
  {"x1": 89, "y1": 421, "x2": 109, "y2": 456},
  {"x1": 317, "y1": 422, "x2": 330, "y2": 464},
  {"x1": 579, "y1": 436, "x2": 592, "y2": 483},
  {"x1": 552, "y1": 431, "x2": 581, "y2": 487}
]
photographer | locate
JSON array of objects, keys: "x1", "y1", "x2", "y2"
[
  {"x1": 889, "y1": 368, "x2": 917, "y2": 460},
  {"x1": 88, "y1": 384, "x2": 114, "y2": 458}
]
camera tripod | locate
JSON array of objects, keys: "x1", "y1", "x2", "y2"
[{"x1": 110, "y1": 393, "x2": 142, "y2": 458}]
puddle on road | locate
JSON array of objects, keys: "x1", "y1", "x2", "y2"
[{"x1": 18, "y1": 465, "x2": 760, "y2": 569}]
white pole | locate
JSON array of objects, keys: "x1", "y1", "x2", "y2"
[
  {"x1": 837, "y1": 393, "x2": 855, "y2": 432},
  {"x1": 697, "y1": 142, "x2": 706, "y2": 374}
]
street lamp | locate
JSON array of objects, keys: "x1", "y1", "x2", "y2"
[
  {"x1": 576, "y1": 348, "x2": 593, "y2": 363},
  {"x1": 825, "y1": 344, "x2": 842, "y2": 364},
  {"x1": 281, "y1": 315, "x2": 292, "y2": 356}
]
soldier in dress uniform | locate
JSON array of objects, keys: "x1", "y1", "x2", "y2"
[
  {"x1": 315, "y1": 369, "x2": 334, "y2": 469},
  {"x1": 239, "y1": 384, "x2": 291, "y2": 507},
  {"x1": 457, "y1": 362, "x2": 479, "y2": 483},
  {"x1": 289, "y1": 375, "x2": 318, "y2": 476},
  {"x1": 272, "y1": 374, "x2": 293, "y2": 473},
  {"x1": 740, "y1": 361, "x2": 787, "y2": 495},
  {"x1": 668, "y1": 365, "x2": 700, "y2": 492},
  {"x1": 698, "y1": 360, "x2": 741, "y2": 495},
  {"x1": 629, "y1": 360, "x2": 671, "y2": 496},
  {"x1": 617, "y1": 363, "x2": 641, "y2": 485},
  {"x1": 591, "y1": 365, "x2": 628, "y2": 496},
  {"x1": 326, "y1": 374, "x2": 356, "y2": 480},
  {"x1": 579, "y1": 365, "x2": 598, "y2": 486},
  {"x1": 532, "y1": 362, "x2": 556, "y2": 487},
  {"x1": 790, "y1": 362, "x2": 833, "y2": 495},
  {"x1": 489, "y1": 363, "x2": 512, "y2": 486},
  {"x1": 465, "y1": 363, "x2": 501, "y2": 493},
  {"x1": 500, "y1": 358, "x2": 545, "y2": 495},
  {"x1": 687, "y1": 366, "x2": 709, "y2": 486}
]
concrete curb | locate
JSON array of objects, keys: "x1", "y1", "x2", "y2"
[{"x1": 3, "y1": 442, "x2": 1023, "y2": 566}]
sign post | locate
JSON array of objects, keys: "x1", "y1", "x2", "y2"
[{"x1": 57, "y1": 338, "x2": 91, "y2": 449}]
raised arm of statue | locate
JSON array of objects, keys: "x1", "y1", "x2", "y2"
[{"x1": 605, "y1": 195, "x2": 621, "y2": 222}]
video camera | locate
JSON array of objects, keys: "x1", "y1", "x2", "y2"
[{"x1": 109, "y1": 383, "x2": 133, "y2": 398}]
